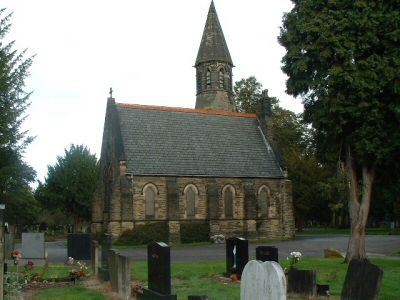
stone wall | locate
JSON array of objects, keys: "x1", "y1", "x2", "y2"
[{"x1": 92, "y1": 171, "x2": 295, "y2": 242}]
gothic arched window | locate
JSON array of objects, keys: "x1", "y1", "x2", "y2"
[
  {"x1": 145, "y1": 187, "x2": 155, "y2": 219},
  {"x1": 186, "y1": 187, "x2": 196, "y2": 216},
  {"x1": 224, "y1": 187, "x2": 234, "y2": 218},
  {"x1": 259, "y1": 186, "x2": 271, "y2": 217},
  {"x1": 260, "y1": 189, "x2": 268, "y2": 217}
]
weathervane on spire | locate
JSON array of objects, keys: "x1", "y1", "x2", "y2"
[{"x1": 109, "y1": 87, "x2": 113, "y2": 98}]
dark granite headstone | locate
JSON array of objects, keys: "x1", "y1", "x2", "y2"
[
  {"x1": 225, "y1": 237, "x2": 249, "y2": 278},
  {"x1": 39, "y1": 222, "x2": 47, "y2": 232},
  {"x1": 287, "y1": 267, "x2": 316, "y2": 296},
  {"x1": 188, "y1": 296, "x2": 210, "y2": 300},
  {"x1": 341, "y1": 259, "x2": 383, "y2": 300},
  {"x1": 256, "y1": 246, "x2": 278, "y2": 263},
  {"x1": 317, "y1": 283, "x2": 330, "y2": 296},
  {"x1": 137, "y1": 242, "x2": 177, "y2": 300},
  {"x1": 67, "y1": 233, "x2": 92, "y2": 260}
]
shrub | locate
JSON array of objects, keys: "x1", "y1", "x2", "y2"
[
  {"x1": 180, "y1": 221, "x2": 210, "y2": 244},
  {"x1": 91, "y1": 227, "x2": 107, "y2": 245},
  {"x1": 115, "y1": 222, "x2": 169, "y2": 246}
]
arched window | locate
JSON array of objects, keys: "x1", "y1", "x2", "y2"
[
  {"x1": 260, "y1": 189, "x2": 268, "y2": 217},
  {"x1": 206, "y1": 70, "x2": 211, "y2": 88},
  {"x1": 258, "y1": 186, "x2": 270, "y2": 217},
  {"x1": 186, "y1": 187, "x2": 196, "y2": 216},
  {"x1": 145, "y1": 187, "x2": 155, "y2": 219},
  {"x1": 219, "y1": 68, "x2": 224, "y2": 89},
  {"x1": 224, "y1": 187, "x2": 234, "y2": 218}
]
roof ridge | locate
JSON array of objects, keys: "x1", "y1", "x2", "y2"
[{"x1": 116, "y1": 103, "x2": 257, "y2": 118}]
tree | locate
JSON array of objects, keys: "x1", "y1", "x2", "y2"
[
  {"x1": 233, "y1": 76, "x2": 334, "y2": 230},
  {"x1": 36, "y1": 144, "x2": 99, "y2": 232},
  {"x1": 279, "y1": 0, "x2": 400, "y2": 262},
  {"x1": 233, "y1": 76, "x2": 263, "y2": 113},
  {"x1": 0, "y1": 8, "x2": 38, "y2": 224}
]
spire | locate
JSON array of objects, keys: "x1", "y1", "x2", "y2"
[{"x1": 195, "y1": 1, "x2": 233, "y2": 67}]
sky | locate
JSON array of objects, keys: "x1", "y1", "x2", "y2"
[{"x1": 2, "y1": 0, "x2": 302, "y2": 187}]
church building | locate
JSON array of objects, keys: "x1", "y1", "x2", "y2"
[{"x1": 91, "y1": 1, "x2": 295, "y2": 242}]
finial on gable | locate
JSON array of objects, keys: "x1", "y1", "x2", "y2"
[{"x1": 107, "y1": 87, "x2": 115, "y2": 104}]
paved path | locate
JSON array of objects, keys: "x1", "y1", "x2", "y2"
[{"x1": 41, "y1": 234, "x2": 400, "y2": 262}]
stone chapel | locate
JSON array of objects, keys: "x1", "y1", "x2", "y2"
[{"x1": 91, "y1": 1, "x2": 295, "y2": 242}]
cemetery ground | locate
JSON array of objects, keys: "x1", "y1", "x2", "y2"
[
  {"x1": 5, "y1": 257, "x2": 400, "y2": 299},
  {"x1": 7, "y1": 233, "x2": 400, "y2": 300}
]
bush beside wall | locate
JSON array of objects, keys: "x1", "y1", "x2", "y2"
[
  {"x1": 180, "y1": 221, "x2": 210, "y2": 244},
  {"x1": 115, "y1": 222, "x2": 169, "y2": 246}
]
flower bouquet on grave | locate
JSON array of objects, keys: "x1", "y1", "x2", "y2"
[
  {"x1": 68, "y1": 257, "x2": 88, "y2": 285},
  {"x1": 287, "y1": 251, "x2": 301, "y2": 269},
  {"x1": 11, "y1": 249, "x2": 21, "y2": 265}
]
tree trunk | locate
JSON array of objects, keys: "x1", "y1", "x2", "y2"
[
  {"x1": 297, "y1": 215, "x2": 303, "y2": 232},
  {"x1": 344, "y1": 142, "x2": 376, "y2": 263},
  {"x1": 74, "y1": 216, "x2": 80, "y2": 233}
]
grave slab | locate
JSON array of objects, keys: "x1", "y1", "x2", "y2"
[
  {"x1": 99, "y1": 233, "x2": 113, "y2": 281},
  {"x1": 67, "y1": 233, "x2": 92, "y2": 261},
  {"x1": 137, "y1": 242, "x2": 177, "y2": 300},
  {"x1": 225, "y1": 237, "x2": 248, "y2": 278},
  {"x1": 255, "y1": 246, "x2": 278, "y2": 263},
  {"x1": 287, "y1": 267, "x2": 316, "y2": 296},
  {"x1": 91, "y1": 240, "x2": 99, "y2": 277},
  {"x1": 22, "y1": 233, "x2": 45, "y2": 259},
  {"x1": 341, "y1": 259, "x2": 383, "y2": 300}
]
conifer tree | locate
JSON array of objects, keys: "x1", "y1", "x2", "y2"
[{"x1": 0, "y1": 8, "x2": 38, "y2": 224}]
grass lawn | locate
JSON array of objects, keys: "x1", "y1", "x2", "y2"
[
  {"x1": 295, "y1": 227, "x2": 400, "y2": 235},
  {"x1": 6, "y1": 257, "x2": 400, "y2": 300},
  {"x1": 132, "y1": 258, "x2": 400, "y2": 300},
  {"x1": 30, "y1": 286, "x2": 108, "y2": 300}
]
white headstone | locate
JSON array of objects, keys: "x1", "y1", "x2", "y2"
[{"x1": 241, "y1": 260, "x2": 286, "y2": 300}]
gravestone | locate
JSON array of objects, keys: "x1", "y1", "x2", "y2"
[
  {"x1": 240, "y1": 260, "x2": 286, "y2": 300},
  {"x1": 341, "y1": 259, "x2": 383, "y2": 300},
  {"x1": 287, "y1": 267, "x2": 316, "y2": 296},
  {"x1": 225, "y1": 237, "x2": 248, "y2": 278},
  {"x1": 188, "y1": 296, "x2": 210, "y2": 300},
  {"x1": 108, "y1": 250, "x2": 131, "y2": 299},
  {"x1": 67, "y1": 233, "x2": 92, "y2": 261},
  {"x1": 100, "y1": 233, "x2": 113, "y2": 281},
  {"x1": 109, "y1": 250, "x2": 119, "y2": 291},
  {"x1": 256, "y1": 246, "x2": 278, "y2": 263},
  {"x1": 317, "y1": 283, "x2": 330, "y2": 296},
  {"x1": 22, "y1": 233, "x2": 45, "y2": 259},
  {"x1": 91, "y1": 240, "x2": 99, "y2": 277},
  {"x1": 137, "y1": 242, "x2": 177, "y2": 300},
  {"x1": 39, "y1": 222, "x2": 47, "y2": 232}
]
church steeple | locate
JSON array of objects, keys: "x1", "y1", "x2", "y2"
[{"x1": 195, "y1": 0, "x2": 235, "y2": 111}]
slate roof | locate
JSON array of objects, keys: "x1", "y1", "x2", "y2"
[
  {"x1": 115, "y1": 104, "x2": 284, "y2": 178},
  {"x1": 195, "y1": 0, "x2": 233, "y2": 67}
]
